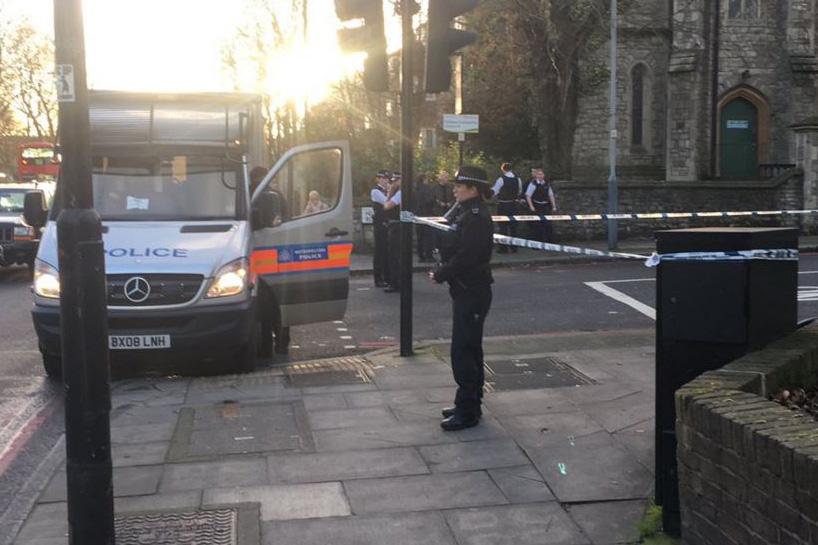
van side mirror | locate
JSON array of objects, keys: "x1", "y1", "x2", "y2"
[{"x1": 24, "y1": 190, "x2": 48, "y2": 229}]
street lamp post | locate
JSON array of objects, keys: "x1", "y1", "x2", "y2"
[
  {"x1": 607, "y1": 0, "x2": 619, "y2": 251},
  {"x1": 54, "y1": 0, "x2": 115, "y2": 543}
]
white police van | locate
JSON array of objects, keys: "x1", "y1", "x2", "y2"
[{"x1": 28, "y1": 91, "x2": 353, "y2": 377}]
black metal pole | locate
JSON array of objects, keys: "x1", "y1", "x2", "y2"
[
  {"x1": 399, "y1": 0, "x2": 414, "y2": 357},
  {"x1": 54, "y1": 1, "x2": 115, "y2": 543}
]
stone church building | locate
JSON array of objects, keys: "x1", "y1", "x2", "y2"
[
  {"x1": 573, "y1": 0, "x2": 817, "y2": 183},
  {"x1": 550, "y1": 0, "x2": 818, "y2": 238}
]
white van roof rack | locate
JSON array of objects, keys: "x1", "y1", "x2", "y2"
[{"x1": 88, "y1": 90, "x2": 262, "y2": 153}]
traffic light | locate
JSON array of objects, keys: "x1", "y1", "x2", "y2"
[
  {"x1": 335, "y1": 0, "x2": 389, "y2": 92},
  {"x1": 424, "y1": 0, "x2": 478, "y2": 93}
]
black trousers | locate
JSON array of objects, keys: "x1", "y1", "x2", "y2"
[
  {"x1": 387, "y1": 221, "x2": 401, "y2": 289},
  {"x1": 258, "y1": 281, "x2": 290, "y2": 353},
  {"x1": 373, "y1": 221, "x2": 389, "y2": 284},
  {"x1": 496, "y1": 202, "x2": 518, "y2": 251},
  {"x1": 450, "y1": 284, "x2": 492, "y2": 417},
  {"x1": 529, "y1": 204, "x2": 552, "y2": 243},
  {"x1": 416, "y1": 224, "x2": 434, "y2": 260}
]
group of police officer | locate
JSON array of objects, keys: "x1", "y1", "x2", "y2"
[
  {"x1": 492, "y1": 162, "x2": 558, "y2": 249},
  {"x1": 369, "y1": 164, "x2": 554, "y2": 430}
]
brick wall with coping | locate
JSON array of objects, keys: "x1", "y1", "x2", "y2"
[{"x1": 676, "y1": 324, "x2": 818, "y2": 545}]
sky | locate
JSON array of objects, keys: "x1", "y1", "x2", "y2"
[{"x1": 2, "y1": 0, "x2": 404, "y2": 107}]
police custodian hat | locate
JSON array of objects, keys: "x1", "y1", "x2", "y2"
[{"x1": 454, "y1": 165, "x2": 489, "y2": 187}]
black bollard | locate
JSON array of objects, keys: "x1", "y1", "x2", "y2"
[{"x1": 654, "y1": 227, "x2": 798, "y2": 536}]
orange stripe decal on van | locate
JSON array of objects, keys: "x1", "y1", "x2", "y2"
[{"x1": 252, "y1": 242, "x2": 352, "y2": 276}]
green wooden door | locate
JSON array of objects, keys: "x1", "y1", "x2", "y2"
[{"x1": 720, "y1": 98, "x2": 758, "y2": 179}]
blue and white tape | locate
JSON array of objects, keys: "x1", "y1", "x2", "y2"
[
  {"x1": 492, "y1": 234, "x2": 649, "y2": 261},
  {"x1": 644, "y1": 249, "x2": 798, "y2": 268},
  {"x1": 412, "y1": 214, "x2": 799, "y2": 267},
  {"x1": 416, "y1": 208, "x2": 818, "y2": 224}
]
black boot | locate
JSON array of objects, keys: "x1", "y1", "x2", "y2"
[
  {"x1": 440, "y1": 414, "x2": 480, "y2": 431},
  {"x1": 441, "y1": 406, "x2": 482, "y2": 419}
]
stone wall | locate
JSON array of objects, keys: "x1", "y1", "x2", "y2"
[
  {"x1": 350, "y1": 170, "x2": 806, "y2": 251},
  {"x1": 548, "y1": 170, "x2": 804, "y2": 240},
  {"x1": 573, "y1": 0, "x2": 670, "y2": 181},
  {"x1": 675, "y1": 324, "x2": 818, "y2": 545}
]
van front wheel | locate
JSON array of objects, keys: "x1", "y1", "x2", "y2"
[
  {"x1": 235, "y1": 329, "x2": 257, "y2": 374},
  {"x1": 42, "y1": 353, "x2": 62, "y2": 380}
]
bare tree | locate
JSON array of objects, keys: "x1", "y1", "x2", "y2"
[
  {"x1": 221, "y1": 0, "x2": 304, "y2": 163},
  {"x1": 508, "y1": 0, "x2": 619, "y2": 179},
  {"x1": 0, "y1": 20, "x2": 57, "y2": 141}
]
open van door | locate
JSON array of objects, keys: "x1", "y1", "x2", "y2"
[{"x1": 251, "y1": 141, "x2": 353, "y2": 326}]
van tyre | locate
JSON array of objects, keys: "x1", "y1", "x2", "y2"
[
  {"x1": 236, "y1": 329, "x2": 257, "y2": 374},
  {"x1": 42, "y1": 353, "x2": 62, "y2": 380}
]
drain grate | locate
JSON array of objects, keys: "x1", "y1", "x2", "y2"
[
  {"x1": 484, "y1": 356, "x2": 593, "y2": 392},
  {"x1": 115, "y1": 508, "x2": 237, "y2": 544},
  {"x1": 286, "y1": 356, "x2": 373, "y2": 387},
  {"x1": 168, "y1": 400, "x2": 314, "y2": 462}
]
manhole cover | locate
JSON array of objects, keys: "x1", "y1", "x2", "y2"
[
  {"x1": 286, "y1": 356, "x2": 373, "y2": 387},
  {"x1": 168, "y1": 400, "x2": 314, "y2": 462},
  {"x1": 115, "y1": 508, "x2": 236, "y2": 544},
  {"x1": 484, "y1": 356, "x2": 593, "y2": 392}
]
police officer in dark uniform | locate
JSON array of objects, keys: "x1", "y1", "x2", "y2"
[
  {"x1": 383, "y1": 173, "x2": 402, "y2": 293},
  {"x1": 430, "y1": 166, "x2": 494, "y2": 431},
  {"x1": 370, "y1": 170, "x2": 391, "y2": 287},
  {"x1": 249, "y1": 166, "x2": 290, "y2": 358},
  {"x1": 525, "y1": 167, "x2": 557, "y2": 242},
  {"x1": 491, "y1": 162, "x2": 522, "y2": 253}
]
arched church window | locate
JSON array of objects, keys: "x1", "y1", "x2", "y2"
[
  {"x1": 631, "y1": 63, "x2": 647, "y2": 147},
  {"x1": 728, "y1": 0, "x2": 759, "y2": 20}
]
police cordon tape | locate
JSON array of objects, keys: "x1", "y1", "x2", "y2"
[
  {"x1": 413, "y1": 208, "x2": 818, "y2": 224},
  {"x1": 409, "y1": 214, "x2": 799, "y2": 268}
]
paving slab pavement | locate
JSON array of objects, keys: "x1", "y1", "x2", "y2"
[{"x1": 10, "y1": 329, "x2": 656, "y2": 545}]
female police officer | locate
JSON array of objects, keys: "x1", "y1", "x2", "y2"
[{"x1": 429, "y1": 166, "x2": 494, "y2": 431}]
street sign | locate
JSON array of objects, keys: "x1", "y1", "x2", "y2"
[
  {"x1": 443, "y1": 114, "x2": 478, "y2": 134},
  {"x1": 56, "y1": 64, "x2": 75, "y2": 102}
]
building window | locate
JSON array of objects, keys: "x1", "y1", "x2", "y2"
[
  {"x1": 727, "y1": 0, "x2": 759, "y2": 20},
  {"x1": 631, "y1": 64, "x2": 647, "y2": 148}
]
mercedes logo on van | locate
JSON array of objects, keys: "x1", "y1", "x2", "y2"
[{"x1": 124, "y1": 276, "x2": 151, "y2": 303}]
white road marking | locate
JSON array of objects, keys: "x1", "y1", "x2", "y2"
[
  {"x1": 799, "y1": 286, "x2": 818, "y2": 301},
  {"x1": 340, "y1": 335, "x2": 353, "y2": 340},
  {"x1": 336, "y1": 328, "x2": 348, "y2": 332},
  {"x1": 584, "y1": 281, "x2": 656, "y2": 320},
  {"x1": 587, "y1": 273, "x2": 818, "y2": 320}
]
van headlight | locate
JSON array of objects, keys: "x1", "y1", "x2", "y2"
[
  {"x1": 206, "y1": 258, "x2": 248, "y2": 298},
  {"x1": 33, "y1": 259, "x2": 60, "y2": 299}
]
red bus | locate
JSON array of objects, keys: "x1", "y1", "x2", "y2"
[{"x1": 17, "y1": 142, "x2": 60, "y2": 180}]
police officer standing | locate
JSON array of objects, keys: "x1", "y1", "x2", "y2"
[
  {"x1": 383, "y1": 173, "x2": 402, "y2": 293},
  {"x1": 525, "y1": 167, "x2": 557, "y2": 242},
  {"x1": 491, "y1": 162, "x2": 522, "y2": 253},
  {"x1": 430, "y1": 166, "x2": 494, "y2": 431},
  {"x1": 370, "y1": 170, "x2": 391, "y2": 287}
]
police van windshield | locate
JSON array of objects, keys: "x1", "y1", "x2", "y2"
[{"x1": 91, "y1": 154, "x2": 243, "y2": 221}]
